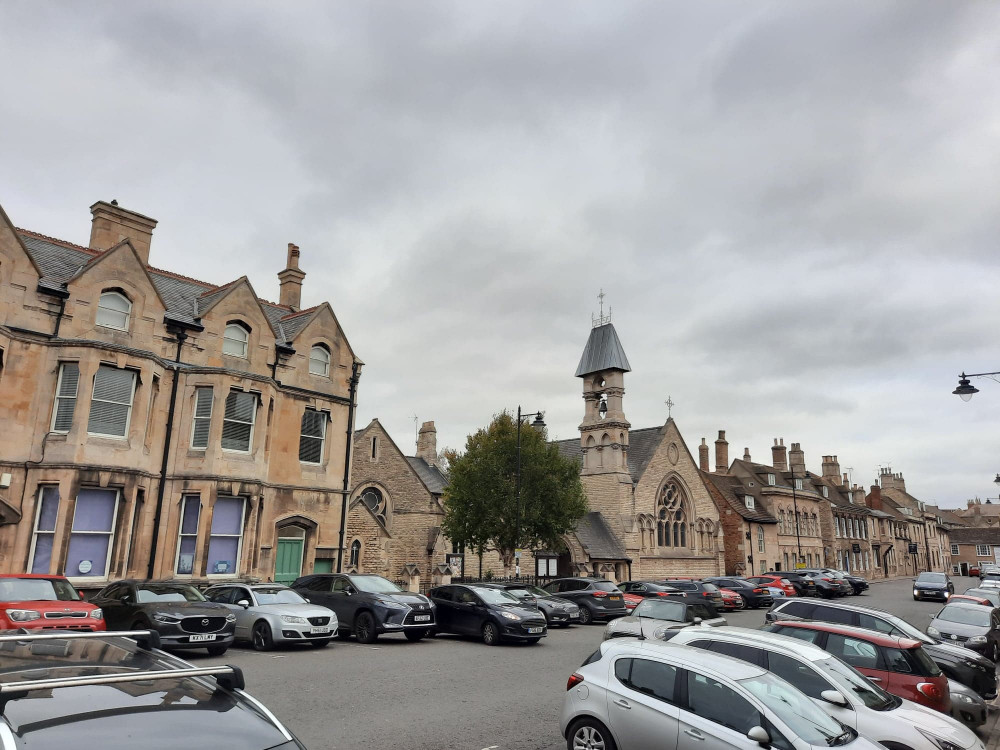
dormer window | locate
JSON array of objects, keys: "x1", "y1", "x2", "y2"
[
  {"x1": 223, "y1": 323, "x2": 249, "y2": 358},
  {"x1": 821, "y1": 486, "x2": 829, "y2": 498},
  {"x1": 309, "y1": 345, "x2": 331, "y2": 377},
  {"x1": 96, "y1": 291, "x2": 131, "y2": 331},
  {"x1": 767, "y1": 473, "x2": 775, "y2": 486},
  {"x1": 744, "y1": 496, "x2": 755, "y2": 510},
  {"x1": 794, "y1": 478, "x2": 803, "y2": 490}
]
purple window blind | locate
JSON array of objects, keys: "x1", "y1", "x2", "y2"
[
  {"x1": 181, "y1": 496, "x2": 200, "y2": 535},
  {"x1": 64, "y1": 489, "x2": 117, "y2": 577},
  {"x1": 31, "y1": 537, "x2": 54, "y2": 574},
  {"x1": 72, "y1": 489, "x2": 117, "y2": 532},
  {"x1": 211, "y1": 497, "x2": 244, "y2": 535},
  {"x1": 207, "y1": 497, "x2": 244, "y2": 574},
  {"x1": 66, "y1": 535, "x2": 111, "y2": 577},
  {"x1": 37, "y1": 487, "x2": 60, "y2": 532}
]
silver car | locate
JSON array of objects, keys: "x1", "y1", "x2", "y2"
[
  {"x1": 603, "y1": 598, "x2": 725, "y2": 640},
  {"x1": 205, "y1": 583, "x2": 337, "y2": 651},
  {"x1": 562, "y1": 639, "x2": 889, "y2": 750}
]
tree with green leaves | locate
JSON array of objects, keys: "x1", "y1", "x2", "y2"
[{"x1": 442, "y1": 411, "x2": 587, "y2": 571}]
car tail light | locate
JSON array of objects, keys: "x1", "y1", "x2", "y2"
[
  {"x1": 592, "y1": 590, "x2": 608, "y2": 598},
  {"x1": 821, "y1": 577, "x2": 832, "y2": 582},
  {"x1": 752, "y1": 588, "x2": 764, "y2": 594},
  {"x1": 567, "y1": 673, "x2": 585, "y2": 690},
  {"x1": 917, "y1": 682, "x2": 946, "y2": 704}
]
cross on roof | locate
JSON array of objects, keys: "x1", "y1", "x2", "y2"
[
  {"x1": 665, "y1": 396, "x2": 675, "y2": 418},
  {"x1": 591, "y1": 289, "x2": 612, "y2": 327}
]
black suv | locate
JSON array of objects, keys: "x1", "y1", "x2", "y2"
[
  {"x1": 775, "y1": 571, "x2": 818, "y2": 597},
  {"x1": 292, "y1": 573, "x2": 435, "y2": 643},
  {"x1": 0, "y1": 629, "x2": 306, "y2": 748},
  {"x1": 541, "y1": 578, "x2": 627, "y2": 624},
  {"x1": 658, "y1": 579, "x2": 724, "y2": 608},
  {"x1": 429, "y1": 583, "x2": 547, "y2": 645},
  {"x1": 765, "y1": 597, "x2": 998, "y2": 700},
  {"x1": 703, "y1": 577, "x2": 773, "y2": 609}
]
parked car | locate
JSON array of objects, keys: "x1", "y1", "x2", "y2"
[
  {"x1": 763, "y1": 620, "x2": 951, "y2": 714},
  {"x1": 603, "y1": 598, "x2": 725, "y2": 640},
  {"x1": 622, "y1": 592, "x2": 643, "y2": 611},
  {"x1": 963, "y1": 587, "x2": 1000, "y2": 607},
  {"x1": 949, "y1": 594, "x2": 993, "y2": 608},
  {"x1": 428, "y1": 583, "x2": 546, "y2": 645},
  {"x1": 766, "y1": 597, "x2": 998, "y2": 700},
  {"x1": 476, "y1": 583, "x2": 580, "y2": 626},
  {"x1": 822, "y1": 569, "x2": 869, "y2": 595},
  {"x1": 541, "y1": 577, "x2": 627, "y2": 624},
  {"x1": 90, "y1": 580, "x2": 234, "y2": 655},
  {"x1": 663, "y1": 626, "x2": 982, "y2": 744},
  {"x1": 0, "y1": 630, "x2": 306, "y2": 748},
  {"x1": 204, "y1": 583, "x2": 337, "y2": 650},
  {"x1": 562, "y1": 639, "x2": 887, "y2": 750},
  {"x1": 913, "y1": 572, "x2": 954, "y2": 602},
  {"x1": 658, "y1": 578, "x2": 724, "y2": 607},
  {"x1": 0, "y1": 574, "x2": 104, "y2": 632},
  {"x1": 799, "y1": 569, "x2": 852, "y2": 597},
  {"x1": 979, "y1": 566, "x2": 1000, "y2": 580},
  {"x1": 719, "y1": 588, "x2": 745, "y2": 610},
  {"x1": 968, "y1": 566, "x2": 981, "y2": 577},
  {"x1": 618, "y1": 580, "x2": 686, "y2": 600},
  {"x1": 778, "y1": 571, "x2": 819, "y2": 597},
  {"x1": 978, "y1": 571, "x2": 1000, "y2": 589},
  {"x1": 928, "y1": 602, "x2": 1000, "y2": 660},
  {"x1": 291, "y1": 573, "x2": 434, "y2": 643},
  {"x1": 703, "y1": 576, "x2": 773, "y2": 609},
  {"x1": 948, "y1": 678, "x2": 989, "y2": 729},
  {"x1": 746, "y1": 573, "x2": 798, "y2": 597}
]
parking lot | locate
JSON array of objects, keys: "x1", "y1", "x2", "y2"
[{"x1": 189, "y1": 575, "x2": 999, "y2": 750}]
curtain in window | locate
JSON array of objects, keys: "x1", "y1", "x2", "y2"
[
  {"x1": 87, "y1": 366, "x2": 136, "y2": 437},
  {"x1": 30, "y1": 487, "x2": 61, "y2": 573},
  {"x1": 222, "y1": 391, "x2": 256, "y2": 451},
  {"x1": 65, "y1": 488, "x2": 118, "y2": 577},
  {"x1": 207, "y1": 497, "x2": 245, "y2": 574}
]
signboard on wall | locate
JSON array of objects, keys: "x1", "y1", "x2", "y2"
[
  {"x1": 908, "y1": 543, "x2": 919, "y2": 555},
  {"x1": 446, "y1": 554, "x2": 464, "y2": 576},
  {"x1": 852, "y1": 543, "x2": 861, "y2": 554}
]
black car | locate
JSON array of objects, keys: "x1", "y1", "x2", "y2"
[
  {"x1": 703, "y1": 577, "x2": 773, "y2": 609},
  {"x1": 478, "y1": 583, "x2": 581, "y2": 627},
  {"x1": 776, "y1": 571, "x2": 818, "y2": 597},
  {"x1": 0, "y1": 630, "x2": 305, "y2": 749},
  {"x1": 913, "y1": 571, "x2": 954, "y2": 602},
  {"x1": 658, "y1": 579, "x2": 724, "y2": 607},
  {"x1": 792, "y1": 570, "x2": 845, "y2": 598},
  {"x1": 822, "y1": 569, "x2": 869, "y2": 595},
  {"x1": 291, "y1": 573, "x2": 435, "y2": 643},
  {"x1": 766, "y1": 597, "x2": 998, "y2": 700},
  {"x1": 91, "y1": 580, "x2": 235, "y2": 655},
  {"x1": 619, "y1": 581, "x2": 687, "y2": 600},
  {"x1": 428, "y1": 583, "x2": 547, "y2": 645},
  {"x1": 541, "y1": 577, "x2": 627, "y2": 624}
]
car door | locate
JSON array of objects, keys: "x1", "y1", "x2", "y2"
[
  {"x1": 329, "y1": 576, "x2": 360, "y2": 629},
  {"x1": 605, "y1": 656, "x2": 680, "y2": 750},
  {"x1": 678, "y1": 669, "x2": 766, "y2": 750},
  {"x1": 430, "y1": 587, "x2": 455, "y2": 632},
  {"x1": 823, "y1": 632, "x2": 890, "y2": 687},
  {"x1": 93, "y1": 583, "x2": 126, "y2": 629},
  {"x1": 229, "y1": 586, "x2": 256, "y2": 638},
  {"x1": 302, "y1": 575, "x2": 337, "y2": 609},
  {"x1": 453, "y1": 587, "x2": 485, "y2": 635},
  {"x1": 765, "y1": 651, "x2": 858, "y2": 730}
]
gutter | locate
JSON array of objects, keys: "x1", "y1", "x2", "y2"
[{"x1": 336, "y1": 361, "x2": 362, "y2": 572}]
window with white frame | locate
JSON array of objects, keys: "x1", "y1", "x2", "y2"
[
  {"x1": 299, "y1": 408, "x2": 327, "y2": 464},
  {"x1": 767, "y1": 473, "x2": 775, "y2": 486},
  {"x1": 51, "y1": 362, "x2": 80, "y2": 432},
  {"x1": 794, "y1": 478, "x2": 803, "y2": 490},
  {"x1": 87, "y1": 366, "x2": 137, "y2": 438},
  {"x1": 309, "y1": 345, "x2": 330, "y2": 377},
  {"x1": 222, "y1": 323, "x2": 249, "y2": 358},
  {"x1": 821, "y1": 486, "x2": 829, "y2": 498},
  {"x1": 757, "y1": 526, "x2": 765, "y2": 553},
  {"x1": 176, "y1": 495, "x2": 200, "y2": 575},
  {"x1": 950, "y1": 544, "x2": 959, "y2": 555},
  {"x1": 221, "y1": 390, "x2": 256, "y2": 451},
  {"x1": 977, "y1": 544, "x2": 991, "y2": 557},
  {"x1": 65, "y1": 488, "x2": 119, "y2": 578},
  {"x1": 28, "y1": 487, "x2": 61, "y2": 574},
  {"x1": 744, "y1": 495, "x2": 755, "y2": 510},
  {"x1": 190, "y1": 387, "x2": 213, "y2": 449},
  {"x1": 96, "y1": 291, "x2": 131, "y2": 330},
  {"x1": 207, "y1": 497, "x2": 246, "y2": 575}
]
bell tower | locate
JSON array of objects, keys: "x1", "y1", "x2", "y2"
[{"x1": 575, "y1": 294, "x2": 631, "y2": 475}]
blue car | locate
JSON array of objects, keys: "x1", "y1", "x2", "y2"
[{"x1": 914, "y1": 571, "x2": 954, "y2": 601}]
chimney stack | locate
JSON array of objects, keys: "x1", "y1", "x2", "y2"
[
  {"x1": 714, "y1": 430, "x2": 729, "y2": 473},
  {"x1": 416, "y1": 421, "x2": 438, "y2": 465},
  {"x1": 89, "y1": 200, "x2": 157, "y2": 266},
  {"x1": 866, "y1": 484, "x2": 883, "y2": 511},
  {"x1": 771, "y1": 439, "x2": 787, "y2": 472},
  {"x1": 788, "y1": 442, "x2": 805, "y2": 474},
  {"x1": 699, "y1": 438, "x2": 709, "y2": 472},
  {"x1": 743, "y1": 447, "x2": 751, "y2": 461},
  {"x1": 278, "y1": 243, "x2": 306, "y2": 311},
  {"x1": 822, "y1": 455, "x2": 841, "y2": 483}
]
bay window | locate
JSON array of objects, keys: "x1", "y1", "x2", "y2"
[
  {"x1": 65, "y1": 488, "x2": 119, "y2": 578},
  {"x1": 87, "y1": 365, "x2": 137, "y2": 437},
  {"x1": 221, "y1": 390, "x2": 256, "y2": 451},
  {"x1": 28, "y1": 487, "x2": 60, "y2": 574},
  {"x1": 207, "y1": 497, "x2": 246, "y2": 575},
  {"x1": 176, "y1": 495, "x2": 200, "y2": 575}
]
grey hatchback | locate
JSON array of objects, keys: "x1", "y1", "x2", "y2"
[{"x1": 928, "y1": 602, "x2": 1000, "y2": 661}]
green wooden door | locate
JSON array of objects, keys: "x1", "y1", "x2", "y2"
[
  {"x1": 275, "y1": 538, "x2": 304, "y2": 583},
  {"x1": 313, "y1": 558, "x2": 333, "y2": 574}
]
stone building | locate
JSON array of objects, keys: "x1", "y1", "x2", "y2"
[
  {"x1": 948, "y1": 526, "x2": 1000, "y2": 576},
  {"x1": 875, "y1": 469, "x2": 954, "y2": 574},
  {"x1": 0, "y1": 200, "x2": 361, "y2": 589},
  {"x1": 812, "y1": 455, "x2": 878, "y2": 578}
]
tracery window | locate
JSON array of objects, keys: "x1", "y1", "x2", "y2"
[
  {"x1": 361, "y1": 487, "x2": 387, "y2": 526},
  {"x1": 656, "y1": 480, "x2": 687, "y2": 548}
]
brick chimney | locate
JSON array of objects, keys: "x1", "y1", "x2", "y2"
[
  {"x1": 278, "y1": 243, "x2": 306, "y2": 311},
  {"x1": 416, "y1": 421, "x2": 438, "y2": 466},
  {"x1": 714, "y1": 430, "x2": 728, "y2": 473},
  {"x1": 771, "y1": 439, "x2": 787, "y2": 472},
  {"x1": 866, "y1": 485, "x2": 883, "y2": 511},
  {"x1": 743, "y1": 447, "x2": 751, "y2": 461},
  {"x1": 788, "y1": 442, "x2": 805, "y2": 474},
  {"x1": 699, "y1": 438, "x2": 709, "y2": 472},
  {"x1": 822, "y1": 455, "x2": 841, "y2": 483},
  {"x1": 90, "y1": 200, "x2": 157, "y2": 266}
]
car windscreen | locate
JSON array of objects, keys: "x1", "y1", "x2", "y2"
[
  {"x1": 633, "y1": 599, "x2": 685, "y2": 621},
  {"x1": 472, "y1": 587, "x2": 520, "y2": 605},
  {"x1": 136, "y1": 584, "x2": 205, "y2": 602},
  {"x1": 592, "y1": 581, "x2": 620, "y2": 592},
  {"x1": 504, "y1": 588, "x2": 533, "y2": 599},
  {"x1": 739, "y1": 672, "x2": 854, "y2": 746},
  {"x1": 817, "y1": 658, "x2": 898, "y2": 711},
  {"x1": 0, "y1": 578, "x2": 80, "y2": 602},
  {"x1": 687, "y1": 603, "x2": 717, "y2": 620},
  {"x1": 524, "y1": 586, "x2": 551, "y2": 598},
  {"x1": 917, "y1": 573, "x2": 946, "y2": 583},
  {"x1": 700, "y1": 583, "x2": 719, "y2": 593},
  {"x1": 935, "y1": 606, "x2": 992, "y2": 627},
  {"x1": 350, "y1": 576, "x2": 402, "y2": 594},
  {"x1": 253, "y1": 588, "x2": 306, "y2": 605}
]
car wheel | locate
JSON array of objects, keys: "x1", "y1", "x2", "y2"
[
  {"x1": 482, "y1": 621, "x2": 500, "y2": 646},
  {"x1": 354, "y1": 612, "x2": 378, "y2": 644},
  {"x1": 206, "y1": 644, "x2": 229, "y2": 657},
  {"x1": 405, "y1": 628, "x2": 428, "y2": 642},
  {"x1": 567, "y1": 718, "x2": 617, "y2": 750},
  {"x1": 252, "y1": 621, "x2": 274, "y2": 651},
  {"x1": 130, "y1": 618, "x2": 150, "y2": 631},
  {"x1": 309, "y1": 639, "x2": 331, "y2": 648},
  {"x1": 578, "y1": 606, "x2": 594, "y2": 625}
]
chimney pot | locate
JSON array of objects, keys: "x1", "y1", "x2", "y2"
[
  {"x1": 714, "y1": 430, "x2": 729, "y2": 473},
  {"x1": 743, "y1": 447, "x2": 751, "y2": 461},
  {"x1": 771, "y1": 438, "x2": 788, "y2": 472},
  {"x1": 278, "y1": 243, "x2": 306, "y2": 311},
  {"x1": 89, "y1": 200, "x2": 157, "y2": 266}
]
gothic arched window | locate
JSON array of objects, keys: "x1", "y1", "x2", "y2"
[
  {"x1": 656, "y1": 480, "x2": 687, "y2": 548},
  {"x1": 361, "y1": 487, "x2": 387, "y2": 526},
  {"x1": 349, "y1": 539, "x2": 361, "y2": 568}
]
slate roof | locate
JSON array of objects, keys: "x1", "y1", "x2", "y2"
[
  {"x1": 573, "y1": 511, "x2": 628, "y2": 560},
  {"x1": 701, "y1": 472, "x2": 777, "y2": 523},
  {"x1": 575, "y1": 323, "x2": 631, "y2": 377},
  {"x1": 950, "y1": 527, "x2": 1000, "y2": 545},
  {"x1": 17, "y1": 229, "x2": 317, "y2": 344},
  {"x1": 553, "y1": 425, "x2": 664, "y2": 483},
  {"x1": 406, "y1": 457, "x2": 448, "y2": 494}
]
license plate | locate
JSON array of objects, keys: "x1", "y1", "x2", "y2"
[
  {"x1": 189, "y1": 634, "x2": 215, "y2": 642},
  {"x1": 608, "y1": 595, "x2": 622, "y2": 601},
  {"x1": 310, "y1": 626, "x2": 328, "y2": 634},
  {"x1": 414, "y1": 614, "x2": 431, "y2": 622},
  {"x1": 527, "y1": 627, "x2": 543, "y2": 634}
]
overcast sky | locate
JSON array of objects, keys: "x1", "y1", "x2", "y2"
[{"x1": 2, "y1": 1, "x2": 998, "y2": 509}]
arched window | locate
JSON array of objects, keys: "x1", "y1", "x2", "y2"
[
  {"x1": 309, "y1": 345, "x2": 331, "y2": 376},
  {"x1": 96, "y1": 291, "x2": 131, "y2": 330},
  {"x1": 778, "y1": 510, "x2": 785, "y2": 533},
  {"x1": 349, "y1": 539, "x2": 361, "y2": 568},
  {"x1": 361, "y1": 487, "x2": 387, "y2": 526},
  {"x1": 223, "y1": 323, "x2": 249, "y2": 358},
  {"x1": 757, "y1": 525, "x2": 765, "y2": 554},
  {"x1": 656, "y1": 480, "x2": 687, "y2": 548}
]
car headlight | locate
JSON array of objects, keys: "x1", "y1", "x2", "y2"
[
  {"x1": 927, "y1": 626, "x2": 940, "y2": 638},
  {"x1": 914, "y1": 590, "x2": 920, "y2": 596},
  {"x1": 968, "y1": 635, "x2": 987, "y2": 646},
  {"x1": 89, "y1": 608, "x2": 103, "y2": 620},
  {"x1": 377, "y1": 599, "x2": 407, "y2": 609},
  {"x1": 953, "y1": 692, "x2": 976, "y2": 704},
  {"x1": 5, "y1": 609, "x2": 41, "y2": 622},
  {"x1": 281, "y1": 615, "x2": 308, "y2": 624},
  {"x1": 917, "y1": 729, "x2": 966, "y2": 750},
  {"x1": 225, "y1": 613, "x2": 237, "y2": 623},
  {"x1": 152, "y1": 613, "x2": 181, "y2": 624},
  {"x1": 501, "y1": 611, "x2": 521, "y2": 621}
]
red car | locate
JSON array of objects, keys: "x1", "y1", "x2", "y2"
[
  {"x1": 622, "y1": 592, "x2": 644, "y2": 611},
  {"x1": 0, "y1": 574, "x2": 105, "y2": 631},
  {"x1": 766, "y1": 620, "x2": 950, "y2": 713},
  {"x1": 969, "y1": 566, "x2": 981, "y2": 577},
  {"x1": 719, "y1": 588, "x2": 744, "y2": 611},
  {"x1": 747, "y1": 574, "x2": 797, "y2": 597},
  {"x1": 948, "y1": 594, "x2": 992, "y2": 607}
]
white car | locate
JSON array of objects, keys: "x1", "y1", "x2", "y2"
[
  {"x1": 663, "y1": 626, "x2": 983, "y2": 750},
  {"x1": 602, "y1": 598, "x2": 726, "y2": 640},
  {"x1": 205, "y1": 582, "x2": 337, "y2": 650},
  {"x1": 562, "y1": 638, "x2": 891, "y2": 750}
]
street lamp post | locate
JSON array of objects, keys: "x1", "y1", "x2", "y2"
[
  {"x1": 515, "y1": 406, "x2": 546, "y2": 576},
  {"x1": 953, "y1": 371, "x2": 1000, "y2": 401}
]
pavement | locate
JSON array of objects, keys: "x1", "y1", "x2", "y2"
[{"x1": 188, "y1": 575, "x2": 999, "y2": 750}]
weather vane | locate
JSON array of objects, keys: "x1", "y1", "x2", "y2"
[
  {"x1": 591, "y1": 288, "x2": 612, "y2": 328},
  {"x1": 665, "y1": 396, "x2": 675, "y2": 418}
]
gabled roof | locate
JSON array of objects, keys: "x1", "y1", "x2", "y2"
[
  {"x1": 949, "y1": 527, "x2": 1000, "y2": 546},
  {"x1": 406, "y1": 456, "x2": 448, "y2": 494},
  {"x1": 701, "y1": 471, "x2": 777, "y2": 523},
  {"x1": 573, "y1": 512, "x2": 628, "y2": 560},
  {"x1": 575, "y1": 323, "x2": 631, "y2": 377}
]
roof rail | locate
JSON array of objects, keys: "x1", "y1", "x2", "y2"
[{"x1": 0, "y1": 629, "x2": 161, "y2": 651}]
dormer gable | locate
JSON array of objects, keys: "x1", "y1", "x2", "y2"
[
  {"x1": 0, "y1": 204, "x2": 43, "y2": 281},
  {"x1": 196, "y1": 276, "x2": 278, "y2": 338},
  {"x1": 67, "y1": 238, "x2": 168, "y2": 312}
]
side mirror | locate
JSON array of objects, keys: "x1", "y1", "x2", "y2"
[
  {"x1": 237, "y1": 599, "x2": 250, "y2": 609},
  {"x1": 747, "y1": 726, "x2": 770, "y2": 746},
  {"x1": 693, "y1": 617, "x2": 703, "y2": 625},
  {"x1": 820, "y1": 690, "x2": 848, "y2": 706},
  {"x1": 345, "y1": 588, "x2": 354, "y2": 596}
]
